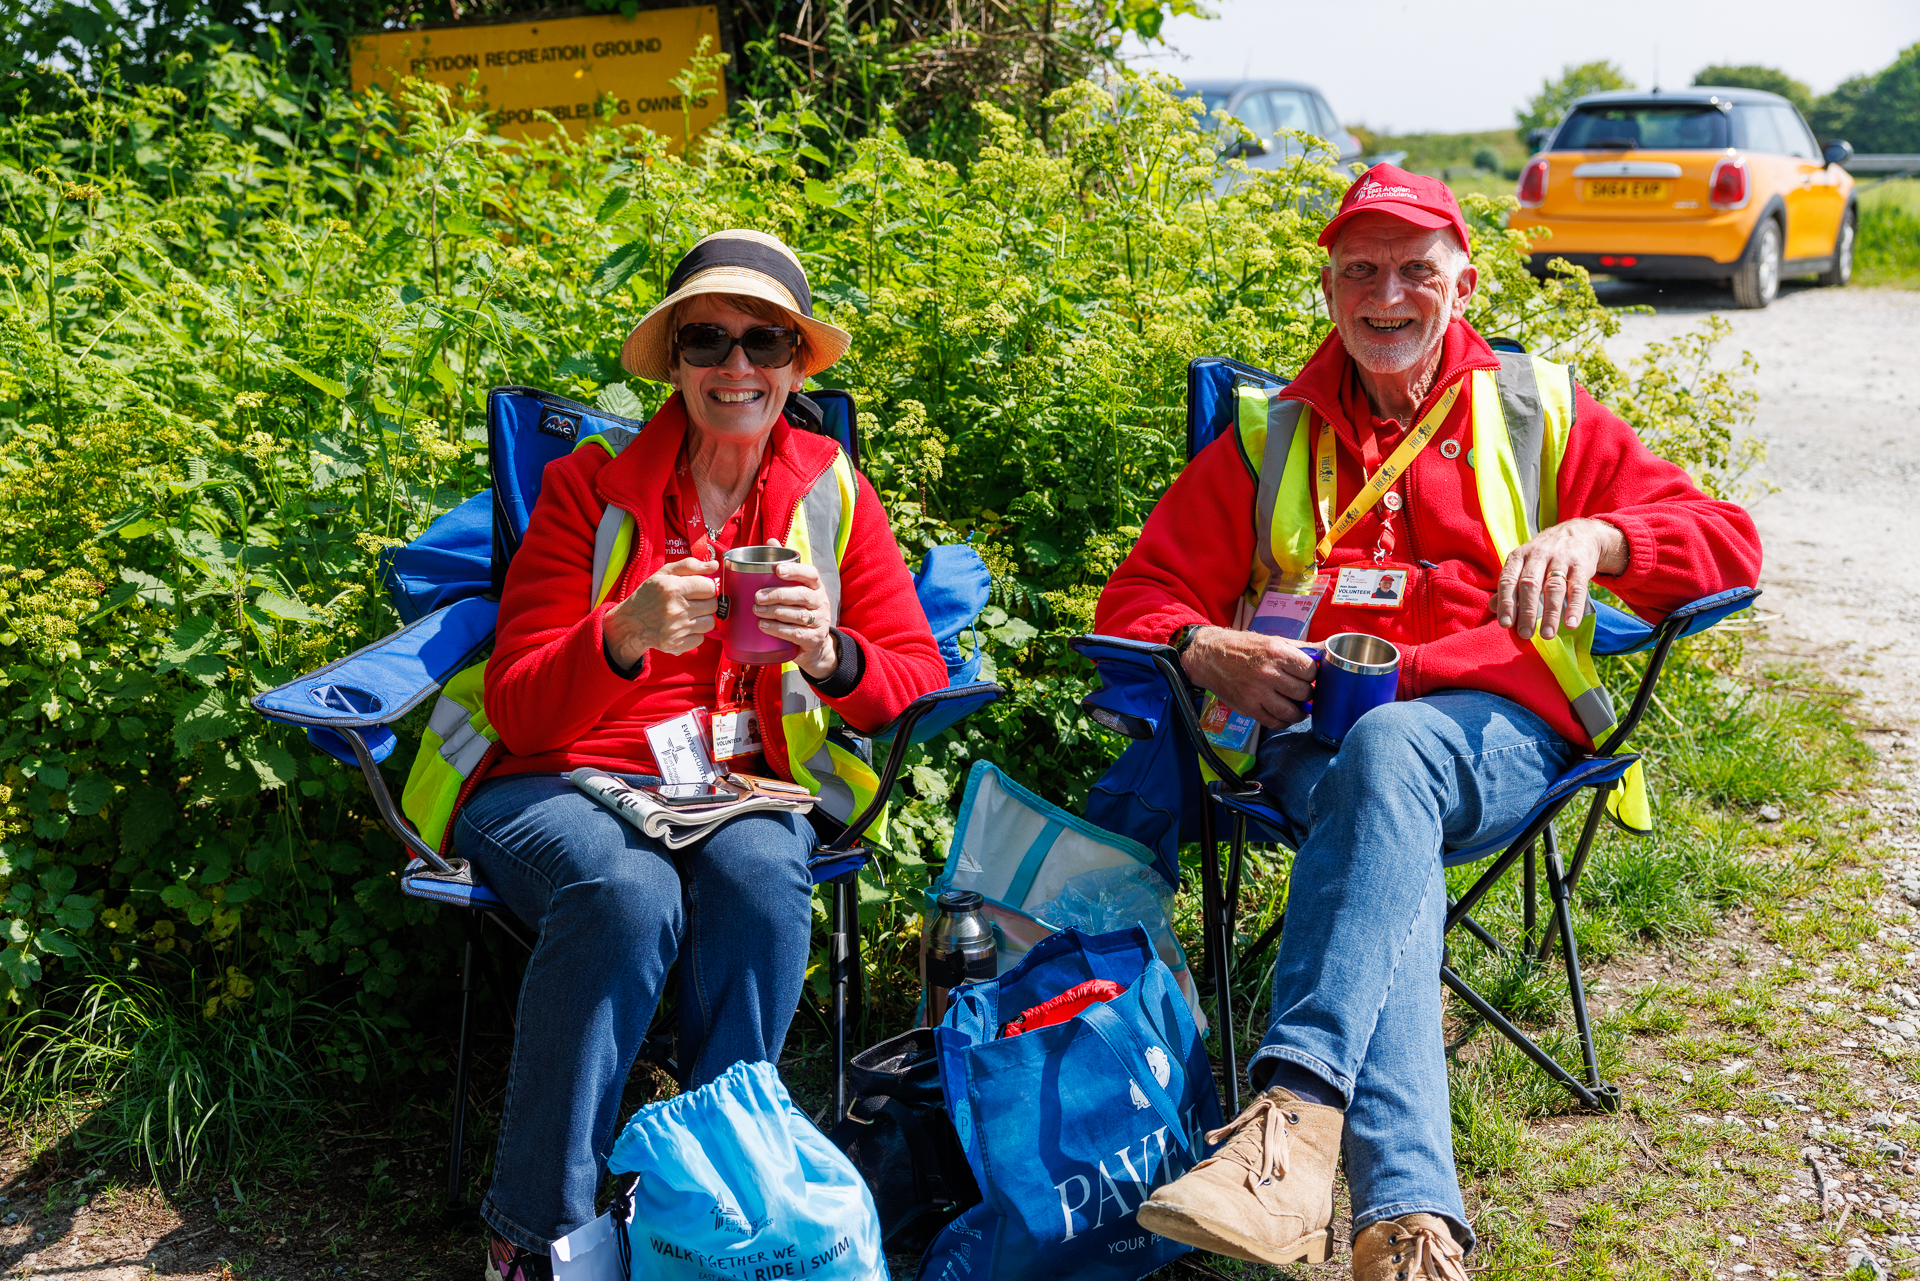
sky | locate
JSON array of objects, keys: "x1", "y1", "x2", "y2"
[{"x1": 1125, "y1": 0, "x2": 1920, "y2": 135}]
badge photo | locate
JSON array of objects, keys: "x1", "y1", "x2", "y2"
[{"x1": 1333, "y1": 566, "x2": 1410, "y2": 609}]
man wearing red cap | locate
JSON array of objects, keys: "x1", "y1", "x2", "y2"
[{"x1": 1099, "y1": 165, "x2": 1762, "y2": 1278}]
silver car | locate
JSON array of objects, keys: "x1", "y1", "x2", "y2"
[{"x1": 1184, "y1": 79, "x2": 1364, "y2": 167}]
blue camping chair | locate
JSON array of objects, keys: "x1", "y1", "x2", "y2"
[
  {"x1": 252, "y1": 386, "x2": 1003, "y2": 1207},
  {"x1": 1071, "y1": 351, "x2": 1759, "y2": 1114}
]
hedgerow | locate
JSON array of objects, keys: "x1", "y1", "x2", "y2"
[{"x1": 0, "y1": 48, "x2": 1757, "y2": 1109}]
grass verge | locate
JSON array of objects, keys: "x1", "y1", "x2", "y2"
[
  {"x1": 0, "y1": 621, "x2": 1889, "y2": 1281},
  {"x1": 1857, "y1": 180, "x2": 1920, "y2": 289}
]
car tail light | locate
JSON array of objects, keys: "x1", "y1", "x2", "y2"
[
  {"x1": 1517, "y1": 158, "x2": 1547, "y2": 207},
  {"x1": 1709, "y1": 157, "x2": 1750, "y2": 209}
]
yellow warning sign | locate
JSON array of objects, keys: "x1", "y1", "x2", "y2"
[{"x1": 350, "y1": 6, "x2": 727, "y2": 145}]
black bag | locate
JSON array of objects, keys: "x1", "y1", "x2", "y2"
[{"x1": 826, "y1": 1027, "x2": 981, "y2": 1254}]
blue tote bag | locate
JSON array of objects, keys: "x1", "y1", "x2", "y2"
[{"x1": 917, "y1": 927, "x2": 1223, "y2": 1281}]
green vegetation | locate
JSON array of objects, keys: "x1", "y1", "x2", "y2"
[
  {"x1": 1858, "y1": 180, "x2": 1920, "y2": 288},
  {"x1": 0, "y1": 32, "x2": 1808, "y2": 1195},
  {"x1": 0, "y1": 0, "x2": 1209, "y2": 167},
  {"x1": 1516, "y1": 60, "x2": 1636, "y2": 134},
  {"x1": 1811, "y1": 42, "x2": 1920, "y2": 155},
  {"x1": 1693, "y1": 64, "x2": 1816, "y2": 116}
]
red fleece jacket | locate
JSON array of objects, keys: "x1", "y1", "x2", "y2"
[
  {"x1": 482, "y1": 394, "x2": 946, "y2": 784},
  {"x1": 1095, "y1": 320, "x2": 1764, "y2": 747}
]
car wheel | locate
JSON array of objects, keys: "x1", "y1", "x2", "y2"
[
  {"x1": 1817, "y1": 209, "x2": 1856, "y2": 288},
  {"x1": 1732, "y1": 218, "x2": 1781, "y2": 309}
]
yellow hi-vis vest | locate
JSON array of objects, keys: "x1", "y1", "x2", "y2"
[
  {"x1": 1228, "y1": 351, "x2": 1650, "y2": 833},
  {"x1": 400, "y1": 426, "x2": 880, "y2": 854}
]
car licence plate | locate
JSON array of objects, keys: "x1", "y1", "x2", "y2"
[{"x1": 1585, "y1": 179, "x2": 1670, "y2": 202}]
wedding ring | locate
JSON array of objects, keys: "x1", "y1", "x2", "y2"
[
  {"x1": 1545, "y1": 570, "x2": 1567, "y2": 582},
  {"x1": 803, "y1": 609, "x2": 815, "y2": 627}
]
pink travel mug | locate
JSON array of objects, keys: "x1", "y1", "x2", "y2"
[{"x1": 717, "y1": 545, "x2": 802, "y2": 665}]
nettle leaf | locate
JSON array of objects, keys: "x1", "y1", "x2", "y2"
[
  {"x1": 65, "y1": 774, "x2": 115, "y2": 817},
  {"x1": 121, "y1": 568, "x2": 176, "y2": 607},
  {"x1": 158, "y1": 884, "x2": 199, "y2": 910},
  {"x1": 310, "y1": 433, "x2": 368, "y2": 489},
  {"x1": 249, "y1": 742, "x2": 298, "y2": 789},
  {"x1": 2, "y1": 945, "x2": 42, "y2": 988},
  {"x1": 37, "y1": 863, "x2": 76, "y2": 898},
  {"x1": 252, "y1": 590, "x2": 317, "y2": 623},
  {"x1": 195, "y1": 749, "x2": 258, "y2": 802},
  {"x1": 158, "y1": 615, "x2": 222, "y2": 667},
  {"x1": 989, "y1": 616, "x2": 1040, "y2": 649},
  {"x1": 595, "y1": 381, "x2": 646, "y2": 419},
  {"x1": 173, "y1": 688, "x2": 246, "y2": 755},
  {"x1": 591, "y1": 237, "x2": 649, "y2": 297},
  {"x1": 594, "y1": 186, "x2": 631, "y2": 223},
  {"x1": 908, "y1": 763, "x2": 952, "y2": 804}
]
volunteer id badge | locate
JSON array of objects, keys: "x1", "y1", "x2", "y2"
[
  {"x1": 710, "y1": 707, "x2": 763, "y2": 761},
  {"x1": 1333, "y1": 565, "x2": 1411, "y2": 609}
]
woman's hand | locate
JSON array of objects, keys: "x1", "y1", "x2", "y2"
[
  {"x1": 1494, "y1": 518, "x2": 1629, "y2": 641},
  {"x1": 755, "y1": 557, "x2": 838, "y2": 679},
  {"x1": 604, "y1": 557, "x2": 719, "y2": 668}
]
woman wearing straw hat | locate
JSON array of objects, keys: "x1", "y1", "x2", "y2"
[{"x1": 452, "y1": 230, "x2": 947, "y2": 1281}]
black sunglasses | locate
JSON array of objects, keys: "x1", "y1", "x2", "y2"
[{"x1": 675, "y1": 322, "x2": 802, "y2": 370}]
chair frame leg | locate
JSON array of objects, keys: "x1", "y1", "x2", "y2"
[
  {"x1": 1521, "y1": 837, "x2": 1538, "y2": 957},
  {"x1": 1444, "y1": 805, "x2": 1621, "y2": 1114},
  {"x1": 1197, "y1": 801, "x2": 1241, "y2": 1113},
  {"x1": 447, "y1": 912, "x2": 480, "y2": 1212},
  {"x1": 829, "y1": 870, "x2": 859, "y2": 1123}
]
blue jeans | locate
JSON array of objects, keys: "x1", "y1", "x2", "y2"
[
  {"x1": 453, "y1": 772, "x2": 816, "y2": 1251},
  {"x1": 1243, "y1": 692, "x2": 1578, "y2": 1249}
]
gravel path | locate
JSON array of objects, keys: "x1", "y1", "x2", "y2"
[{"x1": 1602, "y1": 279, "x2": 1920, "y2": 729}]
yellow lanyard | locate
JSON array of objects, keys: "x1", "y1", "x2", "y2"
[{"x1": 1312, "y1": 380, "x2": 1463, "y2": 564}]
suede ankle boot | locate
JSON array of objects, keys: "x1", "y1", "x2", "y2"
[
  {"x1": 1351, "y1": 1213, "x2": 1468, "y2": 1281},
  {"x1": 1135, "y1": 1086, "x2": 1343, "y2": 1266}
]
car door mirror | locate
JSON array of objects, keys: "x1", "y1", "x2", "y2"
[
  {"x1": 1525, "y1": 127, "x2": 1552, "y2": 154},
  {"x1": 1823, "y1": 139, "x2": 1854, "y2": 167},
  {"x1": 1224, "y1": 137, "x2": 1268, "y2": 160}
]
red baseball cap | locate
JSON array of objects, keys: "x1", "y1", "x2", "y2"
[{"x1": 1318, "y1": 163, "x2": 1470, "y2": 254}]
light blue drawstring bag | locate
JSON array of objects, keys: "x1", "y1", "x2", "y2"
[{"x1": 607, "y1": 1059, "x2": 888, "y2": 1281}]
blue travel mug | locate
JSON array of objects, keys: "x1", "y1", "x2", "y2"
[{"x1": 1308, "y1": 632, "x2": 1401, "y2": 747}]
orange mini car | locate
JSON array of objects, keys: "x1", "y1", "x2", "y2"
[{"x1": 1509, "y1": 87, "x2": 1856, "y2": 307}]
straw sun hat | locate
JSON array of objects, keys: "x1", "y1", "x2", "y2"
[{"x1": 618, "y1": 229, "x2": 852, "y2": 383}]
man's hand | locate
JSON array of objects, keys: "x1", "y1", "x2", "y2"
[
  {"x1": 1178, "y1": 626, "x2": 1318, "y2": 728},
  {"x1": 1494, "y1": 518, "x2": 1628, "y2": 641},
  {"x1": 604, "y1": 557, "x2": 719, "y2": 668}
]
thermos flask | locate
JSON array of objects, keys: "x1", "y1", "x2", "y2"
[{"x1": 925, "y1": 889, "x2": 997, "y2": 1025}]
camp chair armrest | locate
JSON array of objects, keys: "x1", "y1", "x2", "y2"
[
  {"x1": 1068, "y1": 634, "x2": 1255, "y2": 793},
  {"x1": 824, "y1": 682, "x2": 1006, "y2": 854},
  {"x1": 251, "y1": 596, "x2": 498, "y2": 766},
  {"x1": 1596, "y1": 586, "x2": 1762, "y2": 756}
]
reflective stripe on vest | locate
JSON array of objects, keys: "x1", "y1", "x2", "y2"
[
  {"x1": 776, "y1": 451, "x2": 876, "y2": 826},
  {"x1": 400, "y1": 429, "x2": 873, "y2": 854},
  {"x1": 1233, "y1": 353, "x2": 1650, "y2": 831}
]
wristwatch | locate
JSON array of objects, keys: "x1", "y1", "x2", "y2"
[{"x1": 1170, "y1": 623, "x2": 1205, "y2": 657}]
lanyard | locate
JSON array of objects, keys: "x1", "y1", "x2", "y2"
[
  {"x1": 671, "y1": 453, "x2": 767, "y2": 714},
  {"x1": 1312, "y1": 379, "x2": 1462, "y2": 564},
  {"x1": 673, "y1": 451, "x2": 766, "y2": 565}
]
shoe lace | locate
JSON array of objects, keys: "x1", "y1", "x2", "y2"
[
  {"x1": 1202, "y1": 1096, "x2": 1294, "y2": 1213},
  {"x1": 1384, "y1": 1220, "x2": 1468, "y2": 1281}
]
